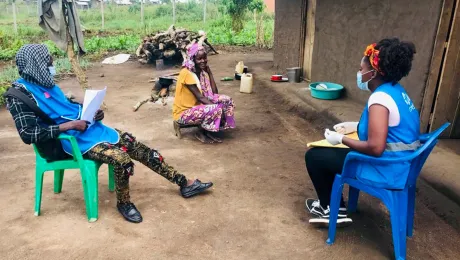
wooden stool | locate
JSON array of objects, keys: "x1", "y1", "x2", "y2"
[{"x1": 173, "y1": 121, "x2": 199, "y2": 139}]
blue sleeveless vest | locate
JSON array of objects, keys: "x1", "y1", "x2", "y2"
[
  {"x1": 357, "y1": 82, "x2": 420, "y2": 189},
  {"x1": 17, "y1": 78, "x2": 119, "y2": 155}
]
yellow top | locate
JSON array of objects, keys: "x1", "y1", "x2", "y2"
[
  {"x1": 307, "y1": 132, "x2": 359, "y2": 148},
  {"x1": 173, "y1": 69, "x2": 201, "y2": 121}
]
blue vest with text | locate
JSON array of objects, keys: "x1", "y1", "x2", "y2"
[
  {"x1": 357, "y1": 82, "x2": 420, "y2": 189},
  {"x1": 17, "y1": 78, "x2": 119, "y2": 155}
]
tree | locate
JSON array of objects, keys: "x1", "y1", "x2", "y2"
[
  {"x1": 224, "y1": 0, "x2": 254, "y2": 33},
  {"x1": 248, "y1": 0, "x2": 265, "y2": 47}
]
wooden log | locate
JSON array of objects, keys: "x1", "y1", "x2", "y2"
[
  {"x1": 164, "y1": 49, "x2": 176, "y2": 58},
  {"x1": 136, "y1": 44, "x2": 143, "y2": 57},
  {"x1": 133, "y1": 98, "x2": 152, "y2": 112},
  {"x1": 204, "y1": 39, "x2": 218, "y2": 54}
]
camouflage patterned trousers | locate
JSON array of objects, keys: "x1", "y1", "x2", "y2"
[{"x1": 85, "y1": 130, "x2": 188, "y2": 203}]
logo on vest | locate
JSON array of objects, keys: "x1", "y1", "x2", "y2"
[{"x1": 402, "y1": 93, "x2": 416, "y2": 112}]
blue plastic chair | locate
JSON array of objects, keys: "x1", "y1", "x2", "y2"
[{"x1": 326, "y1": 123, "x2": 450, "y2": 260}]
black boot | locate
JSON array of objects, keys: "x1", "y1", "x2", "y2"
[
  {"x1": 180, "y1": 179, "x2": 213, "y2": 198},
  {"x1": 117, "y1": 202, "x2": 143, "y2": 223}
]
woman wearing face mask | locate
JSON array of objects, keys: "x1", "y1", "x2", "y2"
[{"x1": 304, "y1": 38, "x2": 419, "y2": 227}]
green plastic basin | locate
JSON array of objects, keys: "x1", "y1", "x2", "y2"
[{"x1": 309, "y1": 82, "x2": 344, "y2": 100}]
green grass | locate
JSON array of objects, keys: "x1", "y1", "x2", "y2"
[
  {"x1": 0, "y1": 2, "x2": 274, "y2": 60},
  {"x1": 0, "y1": 1, "x2": 274, "y2": 104}
]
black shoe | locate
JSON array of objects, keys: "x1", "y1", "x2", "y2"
[
  {"x1": 180, "y1": 179, "x2": 213, "y2": 198},
  {"x1": 117, "y1": 202, "x2": 143, "y2": 223},
  {"x1": 308, "y1": 204, "x2": 352, "y2": 228},
  {"x1": 305, "y1": 199, "x2": 347, "y2": 218}
]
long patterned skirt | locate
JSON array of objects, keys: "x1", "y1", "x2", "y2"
[{"x1": 178, "y1": 97, "x2": 236, "y2": 132}]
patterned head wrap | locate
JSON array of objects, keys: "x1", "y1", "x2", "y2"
[
  {"x1": 182, "y1": 42, "x2": 206, "y2": 72},
  {"x1": 364, "y1": 43, "x2": 383, "y2": 75},
  {"x1": 16, "y1": 44, "x2": 55, "y2": 88}
]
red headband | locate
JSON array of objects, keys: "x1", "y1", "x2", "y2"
[{"x1": 364, "y1": 43, "x2": 383, "y2": 75}]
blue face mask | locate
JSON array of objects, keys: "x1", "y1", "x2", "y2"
[
  {"x1": 356, "y1": 70, "x2": 374, "y2": 91},
  {"x1": 48, "y1": 66, "x2": 56, "y2": 77}
]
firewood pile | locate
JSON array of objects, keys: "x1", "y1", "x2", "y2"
[{"x1": 136, "y1": 25, "x2": 218, "y2": 64}]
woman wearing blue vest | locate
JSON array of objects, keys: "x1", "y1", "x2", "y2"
[{"x1": 305, "y1": 38, "x2": 419, "y2": 227}]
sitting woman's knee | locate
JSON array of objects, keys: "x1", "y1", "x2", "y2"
[{"x1": 305, "y1": 148, "x2": 318, "y2": 165}]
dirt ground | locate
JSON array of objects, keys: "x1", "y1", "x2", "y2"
[{"x1": 1, "y1": 51, "x2": 460, "y2": 260}]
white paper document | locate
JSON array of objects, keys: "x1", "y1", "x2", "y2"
[{"x1": 81, "y1": 87, "x2": 107, "y2": 125}]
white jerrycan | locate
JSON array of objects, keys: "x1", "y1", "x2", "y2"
[{"x1": 240, "y1": 73, "x2": 254, "y2": 94}]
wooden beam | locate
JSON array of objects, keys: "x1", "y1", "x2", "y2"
[
  {"x1": 298, "y1": 0, "x2": 308, "y2": 69},
  {"x1": 446, "y1": 20, "x2": 460, "y2": 137},
  {"x1": 430, "y1": 0, "x2": 460, "y2": 137},
  {"x1": 302, "y1": 0, "x2": 316, "y2": 82},
  {"x1": 451, "y1": 73, "x2": 460, "y2": 137},
  {"x1": 420, "y1": 0, "x2": 455, "y2": 133}
]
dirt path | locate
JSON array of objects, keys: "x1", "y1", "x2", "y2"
[{"x1": 0, "y1": 51, "x2": 459, "y2": 260}]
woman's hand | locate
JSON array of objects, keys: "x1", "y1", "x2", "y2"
[
  {"x1": 333, "y1": 122, "x2": 358, "y2": 134},
  {"x1": 324, "y1": 129, "x2": 344, "y2": 145},
  {"x1": 59, "y1": 120, "x2": 89, "y2": 132},
  {"x1": 341, "y1": 105, "x2": 389, "y2": 157},
  {"x1": 94, "y1": 109, "x2": 104, "y2": 121},
  {"x1": 206, "y1": 66, "x2": 219, "y2": 94},
  {"x1": 185, "y1": 84, "x2": 213, "y2": 105}
]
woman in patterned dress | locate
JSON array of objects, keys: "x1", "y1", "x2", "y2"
[{"x1": 173, "y1": 42, "x2": 235, "y2": 143}]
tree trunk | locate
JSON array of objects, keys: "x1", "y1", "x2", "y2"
[
  {"x1": 203, "y1": 0, "x2": 206, "y2": 23},
  {"x1": 12, "y1": 1, "x2": 18, "y2": 35},
  {"x1": 172, "y1": 0, "x2": 176, "y2": 24},
  {"x1": 101, "y1": 0, "x2": 105, "y2": 30}
]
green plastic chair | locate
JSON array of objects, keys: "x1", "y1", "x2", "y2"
[{"x1": 33, "y1": 134, "x2": 115, "y2": 222}]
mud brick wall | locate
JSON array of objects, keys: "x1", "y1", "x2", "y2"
[
  {"x1": 310, "y1": 0, "x2": 443, "y2": 108},
  {"x1": 273, "y1": 0, "x2": 305, "y2": 72}
]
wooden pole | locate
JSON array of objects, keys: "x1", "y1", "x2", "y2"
[
  {"x1": 302, "y1": 0, "x2": 316, "y2": 82},
  {"x1": 140, "y1": 0, "x2": 144, "y2": 25},
  {"x1": 60, "y1": 2, "x2": 89, "y2": 91},
  {"x1": 101, "y1": 0, "x2": 105, "y2": 30},
  {"x1": 172, "y1": 0, "x2": 176, "y2": 24},
  {"x1": 203, "y1": 0, "x2": 206, "y2": 23},
  {"x1": 141, "y1": 0, "x2": 145, "y2": 25},
  {"x1": 66, "y1": 36, "x2": 89, "y2": 90},
  {"x1": 12, "y1": 1, "x2": 18, "y2": 34}
]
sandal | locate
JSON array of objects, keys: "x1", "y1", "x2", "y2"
[
  {"x1": 205, "y1": 132, "x2": 223, "y2": 143},
  {"x1": 195, "y1": 132, "x2": 214, "y2": 144}
]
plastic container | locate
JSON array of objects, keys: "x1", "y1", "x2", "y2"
[
  {"x1": 235, "y1": 73, "x2": 243, "y2": 80},
  {"x1": 309, "y1": 82, "x2": 344, "y2": 100},
  {"x1": 240, "y1": 73, "x2": 254, "y2": 94},
  {"x1": 287, "y1": 67, "x2": 301, "y2": 83},
  {"x1": 156, "y1": 59, "x2": 164, "y2": 70},
  {"x1": 221, "y1": 77, "x2": 234, "y2": 81}
]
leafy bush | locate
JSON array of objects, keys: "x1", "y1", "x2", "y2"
[{"x1": 128, "y1": 4, "x2": 141, "y2": 14}]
